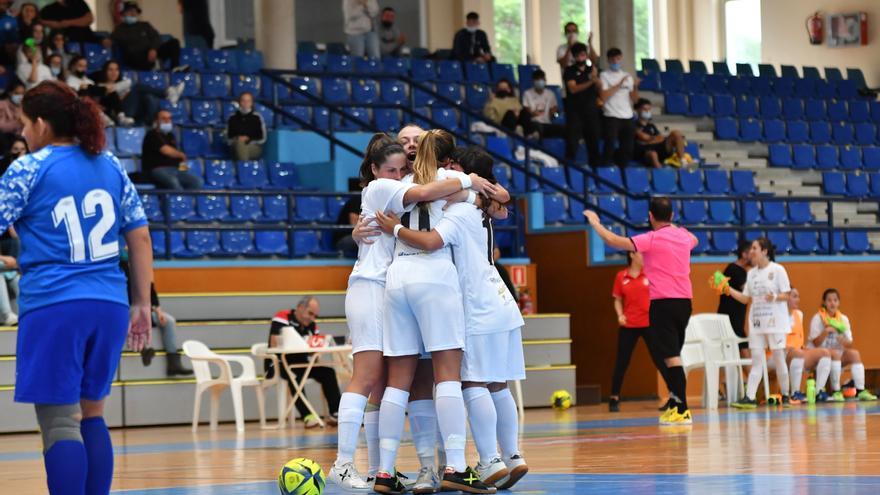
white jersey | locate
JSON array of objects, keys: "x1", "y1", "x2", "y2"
[
  {"x1": 347, "y1": 178, "x2": 416, "y2": 286},
  {"x1": 743, "y1": 261, "x2": 791, "y2": 335},
  {"x1": 392, "y1": 169, "x2": 464, "y2": 264},
  {"x1": 434, "y1": 203, "x2": 524, "y2": 335},
  {"x1": 807, "y1": 312, "x2": 853, "y2": 350}
]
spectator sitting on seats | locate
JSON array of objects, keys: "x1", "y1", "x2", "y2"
[
  {"x1": 39, "y1": 0, "x2": 104, "y2": 44},
  {"x1": 342, "y1": 0, "x2": 380, "y2": 59},
  {"x1": 563, "y1": 42, "x2": 602, "y2": 166},
  {"x1": 64, "y1": 54, "x2": 98, "y2": 95},
  {"x1": 93, "y1": 60, "x2": 183, "y2": 127},
  {"x1": 452, "y1": 11, "x2": 494, "y2": 63},
  {"x1": 634, "y1": 98, "x2": 693, "y2": 168},
  {"x1": 142, "y1": 110, "x2": 203, "y2": 190},
  {"x1": 266, "y1": 296, "x2": 342, "y2": 428},
  {"x1": 599, "y1": 47, "x2": 639, "y2": 167},
  {"x1": 16, "y1": 20, "x2": 44, "y2": 66},
  {"x1": 43, "y1": 31, "x2": 73, "y2": 68},
  {"x1": 522, "y1": 69, "x2": 565, "y2": 139},
  {"x1": 16, "y1": 2, "x2": 39, "y2": 42},
  {"x1": 0, "y1": 83, "x2": 24, "y2": 149},
  {"x1": 556, "y1": 22, "x2": 597, "y2": 79},
  {"x1": 46, "y1": 53, "x2": 64, "y2": 80},
  {"x1": 226, "y1": 91, "x2": 266, "y2": 161},
  {"x1": 378, "y1": 6, "x2": 405, "y2": 57},
  {"x1": 16, "y1": 41, "x2": 53, "y2": 90},
  {"x1": 110, "y1": 2, "x2": 183, "y2": 71},
  {"x1": 0, "y1": 136, "x2": 27, "y2": 173},
  {"x1": 120, "y1": 254, "x2": 193, "y2": 377},
  {"x1": 484, "y1": 78, "x2": 536, "y2": 137}
]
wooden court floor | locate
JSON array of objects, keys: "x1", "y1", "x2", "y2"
[{"x1": 1, "y1": 401, "x2": 879, "y2": 494}]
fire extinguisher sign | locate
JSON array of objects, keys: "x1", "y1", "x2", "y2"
[{"x1": 510, "y1": 265, "x2": 527, "y2": 287}]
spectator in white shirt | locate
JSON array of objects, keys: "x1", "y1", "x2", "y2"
[
  {"x1": 521, "y1": 69, "x2": 565, "y2": 139},
  {"x1": 342, "y1": 0, "x2": 380, "y2": 58},
  {"x1": 599, "y1": 47, "x2": 640, "y2": 166},
  {"x1": 556, "y1": 22, "x2": 597, "y2": 80},
  {"x1": 64, "y1": 55, "x2": 95, "y2": 93},
  {"x1": 16, "y1": 43, "x2": 54, "y2": 90}
]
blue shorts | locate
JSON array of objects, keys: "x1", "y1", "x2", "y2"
[{"x1": 15, "y1": 299, "x2": 129, "y2": 405}]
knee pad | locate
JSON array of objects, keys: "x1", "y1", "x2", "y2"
[{"x1": 35, "y1": 404, "x2": 83, "y2": 452}]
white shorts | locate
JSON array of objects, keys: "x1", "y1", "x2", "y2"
[
  {"x1": 461, "y1": 328, "x2": 526, "y2": 383},
  {"x1": 345, "y1": 280, "x2": 385, "y2": 354},
  {"x1": 749, "y1": 332, "x2": 787, "y2": 351},
  {"x1": 383, "y1": 262, "x2": 465, "y2": 357}
]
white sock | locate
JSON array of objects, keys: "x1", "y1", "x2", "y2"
[
  {"x1": 789, "y1": 358, "x2": 805, "y2": 394},
  {"x1": 335, "y1": 392, "x2": 367, "y2": 466},
  {"x1": 463, "y1": 387, "x2": 499, "y2": 465},
  {"x1": 816, "y1": 357, "x2": 831, "y2": 391},
  {"x1": 363, "y1": 406, "x2": 380, "y2": 476},
  {"x1": 408, "y1": 400, "x2": 438, "y2": 469},
  {"x1": 852, "y1": 363, "x2": 866, "y2": 390},
  {"x1": 378, "y1": 387, "x2": 409, "y2": 475},
  {"x1": 491, "y1": 388, "x2": 520, "y2": 458},
  {"x1": 745, "y1": 352, "x2": 766, "y2": 400},
  {"x1": 831, "y1": 361, "x2": 842, "y2": 391},
  {"x1": 435, "y1": 381, "x2": 467, "y2": 472},
  {"x1": 772, "y1": 349, "x2": 789, "y2": 396}
]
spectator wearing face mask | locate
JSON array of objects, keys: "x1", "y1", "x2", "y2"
[
  {"x1": 226, "y1": 92, "x2": 266, "y2": 161},
  {"x1": 599, "y1": 47, "x2": 640, "y2": 167},
  {"x1": 342, "y1": 0, "x2": 380, "y2": 59},
  {"x1": 556, "y1": 22, "x2": 598, "y2": 80},
  {"x1": 483, "y1": 78, "x2": 536, "y2": 137},
  {"x1": 378, "y1": 7, "x2": 405, "y2": 57},
  {"x1": 633, "y1": 98, "x2": 693, "y2": 168},
  {"x1": 111, "y1": 2, "x2": 183, "y2": 71},
  {"x1": 0, "y1": 83, "x2": 25, "y2": 148},
  {"x1": 46, "y1": 53, "x2": 64, "y2": 80},
  {"x1": 64, "y1": 54, "x2": 98, "y2": 95},
  {"x1": 43, "y1": 31, "x2": 73, "y2": 68},
  {"x1": 452, "y1": 11, "x2": 494, "y2": 63},
  {"x1": 142, "y1": 110, "x2": 203, "y2": 190},
  {"x1": 94, "y1": 60, "x2": 174, "y2": 127},
  {"x1": 563, "y1": 42, "x2": 601, "y2": 166},
  {"x1": 16, "y1": 41, "x2": 53, "y2": 90},
  {"x1": 522, "y1": 69, "x2": 565, "y2": 139}
]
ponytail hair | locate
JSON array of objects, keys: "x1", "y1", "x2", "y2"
[
  {"x1": 22, "y1": 81, "x2": 105, "y2": 155},
  {"x1": 358, "y1": 132, "x2": 395, "y2": 187},
  {"x1": 457, "y1": 146, "x2": 496, "y2": 183},
  {"x1": 413, "y1": 129, "x2": 455, "y2": 185}
]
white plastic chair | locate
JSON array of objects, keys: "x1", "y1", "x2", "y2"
[
  {"x1": 689, "y1": 314, "x2": 762, "y2": 409},
  {"x1": 183, "y1": 340, "x2": 265, "y2": 433},
  {"x1": 251, "y1": 343, "x2": 281, "y2": 429}
]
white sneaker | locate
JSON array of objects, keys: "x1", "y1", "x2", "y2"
[
  {"x1": 475, "y1": 458, "x2": 509, "y2": 487},
  {"x1": 166, "y1": 82, "x2": 185, "y2": 105},
  {"x1": 1, "y1": 313, "x2": 17, "y2": 326},
  {"x1": 497, "y1": 454, "x2": 528, "y2": 490},
  {"x1": 328, "y1": 461, "x2": 371, "y2": 491},
  {"x1": 302, "y1": 414, "x2": 321, "y2": 429},
  {"x1": 117, "y1": 113, "x2": 135, "y2": 127},
  {"x1": 101, "y1": 113, "x2": 115, "y2": 127},
  {"x1": 411, "y1": 466, "x2": 439, "y2": 494}
]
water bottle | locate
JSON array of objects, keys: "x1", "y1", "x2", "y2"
[{"x1": 807, "y1": 378, "x2": 817, "y2": 404}]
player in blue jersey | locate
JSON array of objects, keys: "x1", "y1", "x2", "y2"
[{"x1": 0, "y1": 81, "x2": 153, "y2": 495}]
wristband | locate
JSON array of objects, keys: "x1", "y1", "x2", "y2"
[
  {"x1": 465, "y1": 190, "x2": 477, "y2": 205},
  {"x1": 393, "y1": 224, "x2": 404, "y2": 238},
  {"x1": 458, "y1": 173, "x2": 472, "y2": 190}
]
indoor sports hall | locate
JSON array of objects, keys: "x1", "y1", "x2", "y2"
[{"x1": 1, "y1": 0, "x2": 879, "y2": 494}]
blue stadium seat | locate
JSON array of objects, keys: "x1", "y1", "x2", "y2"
[
  {"x1": 688, "y1": 60, "x2": 708, "y2": 74},
  {"x1": 707, "y1": 200, "x2": 734, "y2": 224},
  {"x1": 738, "y1": 200, "x2": 760, "y2": 225},
  {"x1": 652, "y1": 168, "x2": 678, "y2": 195},
  {"x1": 541, "y1": 138, "x2": 565, "y2": 160},
  {"x1": 292, "y1": 231, "x2": 319, "y2": 257},
  {"x1": 465, "y1": 83, "x2": 489, "y2": 109},
  {"x1": 184, "y1": 231, "x2": 220, "y2": 257},
  {"x1": 597, "y1": 196, "x2": 624, "y2": 223},
  {"x1": 332, "y1": 107, "x2": 369, "y2": 131},
  {"x1": 437, "y1": 60, "x2": 463, "y2": 82},
  {"x1": 760, "y1": 201, "x2": 786, "y2": 224},
  {"x1": 256, "y1": 231, "x2": 289, "y2": 256},
  {"x1": 677, "y1": 169, "x2": 702, "y2": 194},
  {"x1": 704, "y1": 170, "x2": 729, "y2": 195},
  {"x1": 711, "y1": 61, "x2": 730, "y2": 75},
  {"x1": 170, "y1": 72, "x2": 200, "y2": 98},
  {"x1": 792, "y1": 144, "x2": 816, "y2": 169},
  {"x1": 769, "y1": 144, "x2": 792, "y2": 167},
  {"x1": 704, "y1": 74, "x2": 727, "y2": 95},
  {"x1": 544, "y1": 194, "x2": 569, "y2": 223},
  {"x1": 236, "y1": 50, "x2": 263, "y2": 74},
  {"x1": 296, "y1": 52, "x2": 324, "y2": 73},
  {"x1": 809, "y1": 121, "x2": 832, "y2": 144},
  {"x1": 834, "y1": 79, "x2": 858, "y2": 100},
  {"x1": 849, "y1": 100, "x2": 870, "y2": 123},
  {"x1": 870, "y1": 172, "x2": 880, "y2": 197},
  {"x1": 464, "y1": 62, "x2": 491, "y2": 83},
  {"x1": 847, "y1": 68, "x2": 868, "y2": 89},
  {"x1": 294, "y1": 196, "x2": 327, "y2": 223},
  {"x1": 352, "y1": 79, "x2": 379, "y2": 104},
  {"x1": 712, "y1": 95, "x2": 735, "y2": 117},
  {"x1": 411, "y1": 59, "x2": 436, "y2": 81},
  {"x1": 665, "y1": 59, "x2": 685, "y2": 72},
  {"x1": 864, "y1": 147, "x2": 880, "y2": 171},
  {"x1": 691, "y1": 231, "x2": 709, "y2": 254},
  {"x1": 780, "y1": 65, "x2": 799, "y2": 78},
  {"x1": 772, "y1": 77, "x2": 795, "y2": 98},
  {"x1": 620, "y1": 167, "x2": 648, "y2": 194},
  {"x1": 322, "y1": 78, "x2": 350, "y2": 104},
  {"x1": 118, "y1": 158, "x2": 137, "y2": 175},
  {"x1": 839, "y1": 146, "x2": 862, "y2": 171},
  {"x1": 115, "y1": 127, "x2": 146, "y2": 157},
  {"x1": 759, "y1": 96, "x2": 782, "y2": 120},
  {"x1": 786, "y1": 120, "x2": 809, "y2": 143},
  {"x1": 843, "y1": 231, "x2": 870, "y2": 254},
  {"x1": 206, "y1": 49, "x2": 237, "y2": 72},
  {"x1": 804, "y1": 99, "x2": 826, "y2": 121},
  {"x1": 714, "y1": 117, "x2": 737, "y2": 140},
  {"x1": 710, "y1": 231, "x2": 737, "y2": 254},
  {"x1": 664, "y1": 93, "x2": 687, "y2": 115},
  {"x1": 287, "y1": 77, "x2": 319, "y2": 103},
  {"x1": 735, "y1": 63, "x2": 753, "y2": 76},
  {"x1": 219, "y1": 231, "x2": 254, "y2": 256},
  {"x1": 763, "y1": 119, "x2": 785, "y2": 142},
  {"x1": 855, "y1": 123, "x2": 877, "y2": 146},
  {"x1": 688, "y1": 93, "x2": 711, "y2": 117},
  {"x1": 680, "y1": 200, "x2": 707, "y2": 225},
  {"x1": 412, "y1": 85, "x2": 436, "y2": 107},
  {"x1": 787, "y1": 201, "x2": 813, "y2": 224},
  {"x1": 832, "y1": 122, "x2": 854, "y2": 146},
  {"x1": 641, "y1": 58, "x2": 661, "y2": 74},
  {"x1": 872, "y1": 101, "x2": 880, "y2": 123},
  {"x1": 279, "y1": 106, "x2": 310, "y2": 130},
  {"x1": 726, "y1": 76, "x2": 749, "y2": 95},
  {"x1": 738, "y1": 118, "x2": 761, "y2": 142},
  {"x1": 168, "y1": 195, "x2": 195, "y2": 221},
  {"x1": 135, "y1": 71, "x2": 167, "y2": 92},
  {"x1": 682, "y1": 73, "x2": 704, "y2": 93},
  {"x1": 541, "y1": 167, "x2": 567, "y2": 192},
  {"x1": 794, "y1": 78, "x2": 816, "y2": 98},
  {"x1": 767, "y1": 231, "x2": 791, "y2": 255},
  {"x1": 379, "y1": 80, "x2": 407, "y2": 105},
  {"x1": 757, "y1": 63, "x2": 776, "y2": 78},
  {"x1": 84, "y1": 43, "x2": 110, "y2": 71},
  {"x1": 782, "y1": 98, "x2": 804, "y2": 121},
  {"x1": 326, "y1": 54, "x2": 353, "y2": 73},
  {"x1": 201, "y1": 73, "x2": 230, "y2": 98},
  {"x1": 660, "y1": 72, "x2": 683, "y2": 93},
  {"x1": 236, "y1": 161, "x2": 269, "y2": 189},
  {"x1": 597, "y1": 166, "x2": 624, "y2": 193},
  {"x1": 262, "y1": 195, "x2": 289, "y2": 222},
  {"x1": 750, "y1": 77, "x2": 773, "y2": 97},
  {"x1": 731, "y1": 170, "x2": 756, "y2": 195},
  {"x1": 141, "y1": 194, "x2": 163, "y2": 221},
  {"x1": 815, "y1": 145, "x2": 839, "y2": 170},
  {"x1": 195, "y1": 195, "x2": 230, "y2": 222},
  {"x1": 847, "y1": 172, "x2": 869, "y2": 197},
  {"x1": 231, "y1": 74, "x2": 260, "y2": 97},
  {"x1": 432, "y1": 107, "x2": 460, "y2": 131},
  {"x1": 486, "y1": 136, "x2": 515, "y2": 162},
  {"x1": 375, "y1": 108, "x2": 401, "y2": 132},
  {"x1": 791, "y1": 231, "x2": 818, "y2": 254},
  {"x1": 626, "y1": 198, "x2": 648, "y2": 223},
  {"x1": 381, "y1": 57, "x2": 409, "y2": 76},
  {"x1": 436, "y1": 83, "x2": 463, "y2": 105},
  {"x1": 818, "y1": 231, "x2": 844, "y2": 254},
  {"x1": 827, "y1": 100, "x2": 848, "y2": 121},
  {"x1": 181, "y1": 128, "x2": 209, "y2": 157},
  {"x1": 205, "y1": 160, "x2": 236, "y2": 189},
  {"x1": 736, "y1": 96, "x2": 759, "y2": 118},
  {"x1": 180, "y1": 47, "x2": 205, "y2": 71},
  {"x1": 822, "y1": 172, "x2": 846, "y2": 195},
  {"x1": 326, "y1": 196, "x2": 348, "y2": 223},
  {"x1": 191, "y1": 100, "x2": 221, "y2": 126},
  {"x1": 228, "y1": 195, "x2": 262, "y2": 222}
]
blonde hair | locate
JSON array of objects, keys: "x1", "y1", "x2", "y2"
[{"x1": 412, "y1": 129, "x2": 455, "y2": 185}]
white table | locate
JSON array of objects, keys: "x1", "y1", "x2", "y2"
[{"x1": 265, "y1": 345, "x2": 353, "y2": 428}]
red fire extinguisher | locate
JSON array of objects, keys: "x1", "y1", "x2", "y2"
[{"x1": 806, "y1": 12, "x2": 824, "y2": 45}]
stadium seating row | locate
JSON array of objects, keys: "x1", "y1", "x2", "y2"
[
  {"x1": 150, "y1": 229, "x2": 333, "y2": 258},
  {"x1": 821, "y1": 171, "x2": 880, "y2": 197},
  {"x1": 142, "y1": 193, "x2": 348, "y2": 224},
  {"x1": 664, "y1": 93, "x2": 880, "y2": 122},
  {"x1": 641, "y1": 58, "x2": 865, "y2": 83},
  {"x1": 714, "y1": 118, "x2": 879, "y2": 146},
  {"x1": 643, "y1": 73, "x2": 862, "y2": 100},
  {"x1": 769, "y1": 144, "x2": 880, "y2": 170},
  {"x1": 63, "y1": 42, "x2": 264, "y2": 74}
]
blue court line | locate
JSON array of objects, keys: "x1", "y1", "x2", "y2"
[
  {"x1": 112, "y1": 473, "x2": 880, "y2": 494},
  {"x1": 2, "y1": 402, "x2": 878, "y2": 463}
]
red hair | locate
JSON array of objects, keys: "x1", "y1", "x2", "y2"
[{"x1": 22, "y1": 80, "x2": 105, "y2": 155}]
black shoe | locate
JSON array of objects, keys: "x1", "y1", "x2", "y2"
[
  {"x1": 609, "y1": 397, "x2": 620, "y2": 413},
  {"x1": 441, "y1": 466, "x2": 496, "y2": 494},
  {"x1": 373, "y1": 471, "x2": 406, "y2": 494},
  {"x1": 140, "y1": 347, "x2": 155, "y2": 366},
  {"x1": 166, "y1": 352, "x2": 194, "y2": 376}
]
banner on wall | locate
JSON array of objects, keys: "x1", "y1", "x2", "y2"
[{"x1": 827, "y1": 12, "x2": 868, "y2": 47}]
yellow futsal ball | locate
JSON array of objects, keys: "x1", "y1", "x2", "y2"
[
  {"x1": 551, "y1": 389, "x2": 572, "y2": 410},
  {"x1": 278, "y1": 458, "x2": 325, "y2": 495}
]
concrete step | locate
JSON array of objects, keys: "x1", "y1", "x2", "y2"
[{"x1": 719, "y1": 158, "x2": 768, "y2": 169}]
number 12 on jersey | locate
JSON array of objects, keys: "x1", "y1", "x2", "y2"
[{"x1": 52, "y1": 189, "x2": 119, "y2": 263}]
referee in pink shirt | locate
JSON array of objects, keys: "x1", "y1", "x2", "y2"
[{"x1": 584, "y1": 197, "x2": 698, "y2": 425}]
